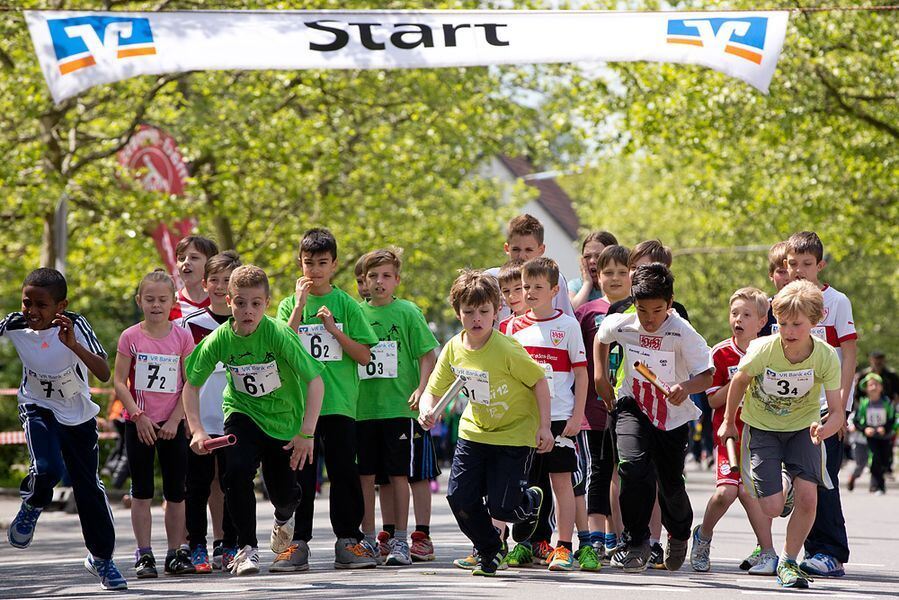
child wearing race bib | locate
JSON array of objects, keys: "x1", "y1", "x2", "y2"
[
  {"x1": 852, "y1": 374, "x2": 895, "y2": 494},
  {"x1": 690, "y1": 287, "x2": 776, "y2": 575},
  {"x1": 503, "y1": 258, "x2": 588, "y2": 573},
  {"x1": 170, "y1": 235, "x2": 220, "y2": 323},
  {"x1": 1, "y1": 268, "x2": 126, "y2": 590},
  {"x1": 784, "y1": 231, "x2": 856, "y2": 579},
  {"x1": 574, "y1": 244, "x2": 630, "y2": 562},
  {"x1": 759, "y1": 241, "x2": 790, "y2": 336},
  {"x1": 595, "y1": 263, "x2": 713, "y2": 573},
  {"x1": 181, "y1": 251, "x2": 241, "y2": 573},
  {"x1": 114, "y1": 269, "x2": 197, "y2": 578},
  {"x1": 719, "y1": 280, "x2": 843, "y2": 589},
  {"x1": 354, "y1": 249, "x2": 440, "y2": 567},
  {"x1": 418, "y1": 269, "x2": 554, "y2": 577},
  {"x1": 277, "y1": 228, "x2": 379, "y2": 569},
  {"x1": 184, "y1": 265, "x2": 324, "y2": 576}
]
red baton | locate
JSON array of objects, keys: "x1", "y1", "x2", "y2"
[{"x1": 202, "y1": 434, "x2": 237, "y2": 451}]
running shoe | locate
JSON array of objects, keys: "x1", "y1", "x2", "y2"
[
  {"x1": 410, "y1": 531, "x2": 435, "y2": 561},
  {"x1": 190, "y1": 544, "x2": 212, "y2": 574},
  {"x1": 7, "y1": 502, "x2": 41, "y2": 549},
  {"x1": 800, "y1": 553, "x2": 844, "y2": 577},
  {"x1": 777, "y1": 558, "x2": 812, "y2": 588},
  {"x1": 548, "y1": 546, "x2": 575, "y2": 571},
  {"x1": 689, "y1": 525, "x2": 711, "y2": 572},
  {"x1": 84, "y1": 554, "x2": 128, "y2": 590}
]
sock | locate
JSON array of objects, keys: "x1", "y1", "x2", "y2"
[
  {"x1": 383, "y1": 524, "x2": 396, "y2": 538},
  {"x1": 590, "y1": 531, "x2": 603, "y2": 546},
  {"x1": 780, "y1": 550, "x2": 796, "y2": 563},
  {"x1": 604, "y1": 532, "x2": 617, "y2": 549},
  {"x1": 415, "y1": 524, "x2": 430, "y2": 537},
  {"x1": 762, "y1": 546, "x2": 776, "y2": 556},
  {"x1": 274, "y1": 517, "x2": 288, "y2": 526},
  {"x1": 559, "y1": 541, "x2": 573, "y2": 551},
  {"x1": 650, "y1": 537, "x2": 660, "y2": 547},
  {"x1": 136, "y1": 546, "x2": 152, "y2": 559},
  {"x1": 363, "y1": 531, "x2": 377, "y2": 549},
  {"x1": 394, "y1": 529, "x2": 408, "y2": 542},
  {"x1": 577, "y1": 530, "x2": 591, "y2": 549}
]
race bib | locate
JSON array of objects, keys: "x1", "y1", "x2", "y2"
[
  {"x1": 134, "y1": 353, "x2": 180, "y2": 394},
  {"x1": 761, "y1": 368, "x2": 815, "y2": 399},
  {"x1": 297, "y1": 323, "x2": 343, "y2": 362},
  {"x1": 540, "y1": 363, "x2": 555, "y2": 398},
  {"x1": 359, "y1": 341, "x2": 398, "y2": 380},
  {"x1": 770, "y1": 324, "x2": 827, "y2": 341},
  {"x1": 453, "y1": 367, "x2": 491, "y2": 406},
  {"x1": 867, "y1": 406, "x2": 887, "y2": 428},
  {"x1": 229, "y1": 361, "x2": 282, "y2": 397},
  {"x1": 24, "y1": 365, "x2": 82, "y2": 401}
]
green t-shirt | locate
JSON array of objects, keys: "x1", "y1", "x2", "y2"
[
  {"x1": 739, "y1": 335, "x2": 841, "y2": 432},
  {"x1": 357, "y1": 298, "x2": 440, "y2": 421},
  {"x1": 185, "y1": 315, "x2": 324, "y2": 441},
  {"x1": 426, "y1": 329, "x2": 546, "y2": 447},
  {"x1": 277, "y1": 286, "x2": 379, "y2": 418}
]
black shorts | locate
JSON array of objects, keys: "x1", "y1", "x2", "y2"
[
  {"x1": 124, "y1": 419, "x2": 188, "y2": 502},
  {"x1": 534, "y1": 420, "x2": 578, "y2": 474},
  {"x1": 364, "y1": 418, "x2": 442, "y2": 483},
  {"x1": 572, "y1": 430, "x2": 589, "y2": 497}
]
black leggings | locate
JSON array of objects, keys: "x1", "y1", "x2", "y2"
[
  {"x1": 585, "y1": 428, "x2": 616, "y2": 516},
  {"x1": 124, "y1": 420, "x2": 188, "y2": 502},
  {"x1": 186, "y1": 436, "x2": 237, "y2": 548}
]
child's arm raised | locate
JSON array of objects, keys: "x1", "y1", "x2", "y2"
[
  {"x1": 533, "y1": 378, "x2": 553, "y2": 453},
  {"x1": 113, "y1": 349, "x2": 157, "y2": 445},
  {"x1": 54, "y1": 313, "x2": 110, "y2": 381},
  {"x1": 286, "y1": 277, "x2": 313, "y2": 331},
  {"x1": 718, "y1": 370, "x2": 749, "y2": 442},
  {"x1": 317, "y1": 305, "x2": 372, "y2": 365}
]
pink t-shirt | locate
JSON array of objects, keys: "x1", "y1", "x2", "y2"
[{"x1": 117, "y1": 323, "x2": 195, "y2": 422}]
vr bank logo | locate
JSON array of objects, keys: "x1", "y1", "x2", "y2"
[
  {"x1": 47, "y1": 16, "x2": 156, "y2": 75},
  {"x1": 666, "y1": 17, "x2": 767, "y2": 65}
]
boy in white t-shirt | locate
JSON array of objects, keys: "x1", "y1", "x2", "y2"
[
  {"x1": 504, "y1": 258, "x2": 588, "y2": 571},
  {"x1": 595, "y1": 263, "x2": 714, "y2": 573},
  {"x1": 1, "y1": 268, "x2": 127, "y2": 590}
]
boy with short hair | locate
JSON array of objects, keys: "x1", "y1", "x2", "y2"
[
  {"x1": 181, "y1": 251, "x2": 241, "y2": 572},
  {"x1": 278, "y1": 228, "x2": 380, "y2": 569},
  {"x1": 1, "y1": 268, "x2": 127, "y2": 590},
  {"x1": 419, "y1": 269, "x2": 552, "y2": 576},
  {"x1": 719, "y1": 280, "x2": 843, "y2": 589},
  {"x1": 759, "y1": 241, "x2": 790, "y2": 336},
  {"x1": 784, "y1": 231, "x2": 856, "y2": 578},
  {"x1": 497, "y1": 259, "x2": 527, "y2": 333},
  {"x1": 488, "y1": 214, "x2": 575, "y2": 322},
  {"x1": 596, "y1": 263, "x2": 714, "y2": 573},
  {"x1": 170, "y1": 235, "x2": 220, "y2": 322},
  {"x1": 853, "y1": 373, "x2": 895, "y2": 494},
  {"x1": 574, "y1": 244, "x2": 630, "y2": 559},
  {"x1": 184, "y1": 265, "x2": 324, "y2": 576},
  {"x1": 503, "y1": 258, "x2": 588, "y2": 572},
  {"x1": 690, "y1": 287, "x2": 776, "y2": 574},
  {"x1": 354, "y1": 252, "x2": 371, "y2": 301}
]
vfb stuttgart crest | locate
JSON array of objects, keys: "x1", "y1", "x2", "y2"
[{"x1": 551, "y1": 329, "x2": 565, "y2": 347}]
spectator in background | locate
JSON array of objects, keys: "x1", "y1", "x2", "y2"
[
  {"x1": 569, "y1": 231, "x2": 618, "y2": 310},
  {"x1": 856, "y1": 351, "x2": 899, "y2": 403}
]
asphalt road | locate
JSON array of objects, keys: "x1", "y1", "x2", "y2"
[{"x1": 0, "y1": 460, "x2": 896, "y2": 599}]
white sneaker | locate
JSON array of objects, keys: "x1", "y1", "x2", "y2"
[
  {"x1": 386, "y1": 537, "x2": 412, "y2": 566},
  {"x1": 270, "y1": 516, "x2": 295, "y2": 553},
  {"x1": 230, "y1": 546, "x2": 260, "y2": 576},
  {"x1": 748, "y1": 550, "x2": 778, "y2": 576}
]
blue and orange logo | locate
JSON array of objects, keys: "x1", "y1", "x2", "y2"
[
  {"x1": 47, "y1": 16, "x2": 155, "y2": 75},
  {"x1": 666, "y1": 17, "x2": 767, "y2": 65}
]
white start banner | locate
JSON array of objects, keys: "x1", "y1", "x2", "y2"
[{"x1": 25, "y1": 9, "x2": 790, "y2": 104}]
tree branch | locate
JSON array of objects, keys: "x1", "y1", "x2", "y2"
[{"x1": 815, "y1": 66, "x2": 899, "y2": 141}]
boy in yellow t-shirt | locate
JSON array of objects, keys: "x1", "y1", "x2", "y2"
[
  {"x1": 418, "y1": 269, "x2": 553, "y2": 576},
  {"x1": 719, "y1": 280, "x2": 842, "y2": 590}
]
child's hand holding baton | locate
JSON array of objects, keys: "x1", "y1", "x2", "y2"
[{"x1": 419, "y1": 375, "x2": 467, "y2": 431}]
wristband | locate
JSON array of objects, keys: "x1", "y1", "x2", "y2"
[
  {"x1": 298, "y1": 431, "x2": 315, "y2": 439},
  {"x1": 129, "y1": 409, "x2": 145, "y2": 423}
]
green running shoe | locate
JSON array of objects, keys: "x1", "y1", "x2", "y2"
[
  {"x1": 505, "y1": 543, "x2": 533, "y2": 568},
  {"x1": 576, "y1": 544, "x2": 601, "y2": 571},
  {"x1": 777, "y1": 558, "x2": 812, "y2": 589}
]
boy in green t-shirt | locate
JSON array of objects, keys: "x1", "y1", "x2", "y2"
[
  {"x1": 355, "y1": 249, "x2": 439, "y2": 566},
  {"x1": 184, "y1": 265, "x2": 324, "y2": 576},
  {"x1": 419, "y1": 269, "x2": 553, "y2": 576},
  {"x1": 276, "y1": 228, "x2": 379, "y2": 570},
  {"x1": 719, "y1": 280, "x2": 842, "y2": 590}
]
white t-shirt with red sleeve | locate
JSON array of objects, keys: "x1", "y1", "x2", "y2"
[
  {"x1": 506, "y1": 309, "x2": 587, "y2": 420},
  {"x1": 598, "y1": 312, "x2": 713, "y2": 431},
  {"x1": 117, "y1": 323, "x2": 196, "y2": 422},
  {"x1": 168, "y1": 289, "x2": 210, "y2": 324}
]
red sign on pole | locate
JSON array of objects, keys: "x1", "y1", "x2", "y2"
[{"x1": 118, "y1": 125, "x2": 193, "y2": 285}]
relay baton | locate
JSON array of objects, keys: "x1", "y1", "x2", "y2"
[
  {"x1": 428, "y1": 375, "x2": 468, "y2": 420},
  {"x1": 202, "y1": 434, "x2": 237, "y2": 451},
  {"x1": 725, "y1": 437, "x2": 740, "y2": 472},
  {"x1": 633, "y1": 361, "x2": 671, "y2": 396}
]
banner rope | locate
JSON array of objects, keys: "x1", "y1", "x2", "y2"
[{"x1": 0, "y1": 4, "x2": 897, "y2": 12}]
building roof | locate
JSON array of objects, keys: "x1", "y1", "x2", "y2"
[{"x1": 497, "y1": 155, "x2": 581, "y2": 239}]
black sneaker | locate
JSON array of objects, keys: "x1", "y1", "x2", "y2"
[
  {"x1": 134, "y1": 552, "x2": 158, "y2": 579},
  {"x1": 649, "y1": 542, "x2": 666, "y2": 569},
  {"x1": 664, "y1": 535, "x2": 689, "y2": 571},
  {"x1": 472, "y1": 551, "x2": 503, "y2": 577},
  {"x1": 511, "y1": 486, "x2": 544, "y2": 543},
  {"x1": 165, "y1": 548, "x2": 197, "y2": 575},
  {"x1": 621, "y1": 542, "x2": 652, "y2": 573}
]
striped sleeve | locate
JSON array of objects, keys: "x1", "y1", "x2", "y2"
[
  {"x1": 71, "y1": 312, "x2": 107, "y2": 358},
  {"x1": 0, "y1": 313, "x2": 12, "y2": 336}
]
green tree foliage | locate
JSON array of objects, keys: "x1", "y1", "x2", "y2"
[{"x1": 564, "y1": 0, "x2": 898, "y2": 356}]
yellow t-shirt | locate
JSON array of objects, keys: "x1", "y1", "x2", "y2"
[
  {"x1": 426, "y1": 330, "x2": 546, "y2": 447},
  {"x1": 739, "y1": 334, "x2": 841, "y2": 432}
]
